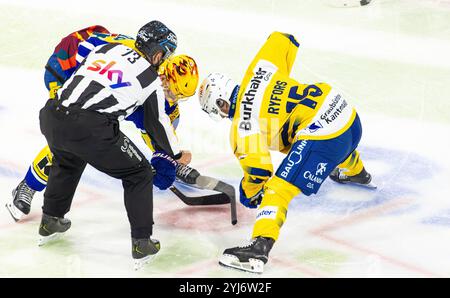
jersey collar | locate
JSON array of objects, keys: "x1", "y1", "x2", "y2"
[{"x1": 228, "y1": 85, "x2": 240, "y2": 120}]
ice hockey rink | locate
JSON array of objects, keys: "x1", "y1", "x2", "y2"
[{"x1": 1, "y1": 0, "x2": 449, "y2": 277}]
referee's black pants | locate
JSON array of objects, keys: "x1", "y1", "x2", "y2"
[{"x1": 39, "y1": 99, "x2": 154, "y2": 239}]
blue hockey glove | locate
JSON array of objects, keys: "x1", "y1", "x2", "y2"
[
  {"x1": 239, "y1": 179, "x2": 263, "y2": 209},
  {"x1": 151, "y1": 151, "x2": 177, "y2": 190}
]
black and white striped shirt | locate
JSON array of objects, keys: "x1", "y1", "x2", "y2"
[{"x1": 57, "y1": 43, "x2": 180, "y2": 156}]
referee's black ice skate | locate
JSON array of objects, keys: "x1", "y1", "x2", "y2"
[
  {"x1": 132, "y1": 238, "x2": 161, "y2": 270},
  {"x1": 38, "y1": 213, "x2": 71, "y2": 246},
  {"x1": 329, "y1": 167, "x2": 377, "y2": 189},
  {"x1": 219, "y1": 237, "x2": 275, "y2": 274},
  {"x1": 5, "y1": 179, "x2": 36, "y2": 222}
]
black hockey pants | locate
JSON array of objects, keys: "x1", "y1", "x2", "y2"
[{"x1": 39, "y1": 99, "x2": 154, "y2": 239}]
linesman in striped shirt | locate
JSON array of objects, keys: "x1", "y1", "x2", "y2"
[
  {"x1": 37, "y1": 21, "x2": 188, "y2": 268},
  {"x1": 7, "y1": 26, "x2": 198, "y2": 224}
]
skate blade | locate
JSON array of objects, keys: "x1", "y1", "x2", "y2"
[
  {"x1": 38, "y1": 232, "x2": 65, "y2": 246},
  {"x1": 5, "y1": 202, "x2": 24, "y2": 222},
  {"x1": 341, "y1": 181, "x2": 378, "y2": 189},
  {"x1": 219, "y1": 254, "x2": 264, "y2": 274},
  {"x1": 133, "y1": 255, "x2": 156, "y2": 271},
  {"x1": 364, "y1": 181, "x2": 378, "y2": 189}
]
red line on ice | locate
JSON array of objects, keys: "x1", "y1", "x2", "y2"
[
  {"x1": 270, "y1": 256, "x2": 325, "y2": 277},
  {"x1": 309, "y1": 197, "x2": 441, "y2": 277},
  {"x1": 315, "y1": 233, "x2": 440, "y2": 277},
  {"x1": 0, "y1": 186, "x2": 107, "y2": 230}
]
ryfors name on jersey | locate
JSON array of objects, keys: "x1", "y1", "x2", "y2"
[{"x1": 267, "y1": 80, "x2": 287, "y2": 115}]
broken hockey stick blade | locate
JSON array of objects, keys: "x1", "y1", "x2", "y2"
[{"x1": 170, "y1": 175, "x2": 237, "y2": 225}]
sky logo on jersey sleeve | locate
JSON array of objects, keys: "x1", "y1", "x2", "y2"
[{"x1": 87, "y1": 60, "x2": 132, "y2": 89}]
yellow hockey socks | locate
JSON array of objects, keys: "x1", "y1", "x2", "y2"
[{"x1": 252, "y1": 176, "x2": 300, "y2": 241}]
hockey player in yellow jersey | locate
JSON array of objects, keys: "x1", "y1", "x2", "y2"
[{"x1": 198, "y1": 31, "x2": 375, "y2": 273}]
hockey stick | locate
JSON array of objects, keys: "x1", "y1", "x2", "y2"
[
  {"x1": 170, "y1": 175, "x2": 238, "y2": 225},
  {"x1": 324, "y1": 0, "x2": 371, "y2": 7},
  {"x1": 170, "y1": 185, "x2": 229, "y2": 205}
]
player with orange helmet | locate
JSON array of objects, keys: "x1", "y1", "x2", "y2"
[{"x1": 159, "y1": 54, "x2": 199, "y2": 103}]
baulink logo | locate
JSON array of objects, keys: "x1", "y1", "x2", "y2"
[
  {"x1": 280, "y1": 140, "x2": 308, "y2": 179},
  {"x1": 256, "y1": 206, "x2": 278, "y2": 221}
]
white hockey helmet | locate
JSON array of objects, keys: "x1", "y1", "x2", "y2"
[{"x1": 198, "y1": 73, "x2": 237, "y2": 121}]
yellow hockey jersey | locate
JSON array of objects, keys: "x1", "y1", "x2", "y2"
[{"x1": 230, "y1": 32, "x2": 357, "y2": 197}]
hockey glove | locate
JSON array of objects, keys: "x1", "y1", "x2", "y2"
[
  {"x1": 151, "y1": 151, "x2": 177, "y2": 190},
  {"x1": 239, "y1": 179, "x2": 263, "y2": 209}
]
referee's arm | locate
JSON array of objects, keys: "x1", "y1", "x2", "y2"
[{"x1": 142, "y1": 89, "x2": 181, "y2": 159}]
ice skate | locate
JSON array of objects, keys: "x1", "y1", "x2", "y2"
[
  {"x1": 219, "y1": 237, "x2": 275, "y2": 274},
  {"x1": 5, "y1": 179, "x2": 36, "y2": 222},
  {"x1": 38, "y1": 213, "x2": 71, "y2": 246},
  {"x1": 132, "y1": 238, "x2": 161, "y2": 270},
  {"x1": 175, "y1": 163, "x2": 200, "y2": 185},
  {"x1": 329, "y1": 167, "x2": 377, "y2": 189}
]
